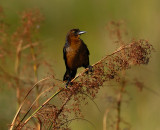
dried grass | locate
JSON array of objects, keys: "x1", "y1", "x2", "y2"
[{"x1": 0, "y1": 6, "x2": 154, "y2": 130}]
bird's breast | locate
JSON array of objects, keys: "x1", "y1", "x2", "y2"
[
  {"x1": 65, "y1": 40, "x2": 89, "y2": 70},
  {"x1": 66, "y1": 45, "x2": 81, "y2": 69},
  {"x1": 66, "y1": 46, "x2": 74, "y2": 53}
]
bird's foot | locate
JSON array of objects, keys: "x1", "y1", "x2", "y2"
[
  {"x1": 65, "y1": 80, "x2": 70, "y2": 88},
  {"x1": 85, "y1": 65, "x2": 93, "y2": 74},
  {"x1": 88, "y1": 65, "x2": 93, "y2": 72},
  {"x1": 65, "y1": 79, "x2": 73, "y2": 88}
]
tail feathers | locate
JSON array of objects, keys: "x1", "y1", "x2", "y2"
[
  {"x1": 63, "y1": 70, "x2": 70, "y2": 81},
  {"x1": 63, "y1": 69, "x2": 77, "y2": 81}
]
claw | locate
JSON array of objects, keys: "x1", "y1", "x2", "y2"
[
  {"x1": 88, "y1": 65, "x2": 93, "y2": 72},
  {"x1": 65, "y1": 79, "x2": 70, "y2": 88},
  {"x1": 85, "y1": 65, "x2": 93, "y2": 74}
]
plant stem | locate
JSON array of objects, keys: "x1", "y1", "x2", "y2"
[
  {"x1": 116, "y1": 79, "x2": 125, "y2": 130},
  {"x1": 15, "y1": 40, "x2": 23, "y2": 109}
]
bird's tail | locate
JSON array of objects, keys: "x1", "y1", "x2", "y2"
[
  {"x1": 63, "y1": 70, "x2": 70, "y2": 81},
  {"x1": 63, "y1": 69, "x2": 77, "y2": 81}
]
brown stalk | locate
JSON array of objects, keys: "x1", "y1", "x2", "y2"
[
  {"x1": 20, "y1": 87, "x2": 65, "y2": 128},
  {"x1": 49, "y1": 94, "x2": 72, "y2": 129},
  {"x1": 116, "y1": 81, "x2": 125, "y2": 130},
  {"x1": 10, "y1": 36, "x2": 153, "y2": 129},
  {"x1": 20, "y1": 42, "x2": 139, "y2": 128},
  {"x1": 21, "y1": 42, "x2": 38, "y2": 51},
  {"x1": 71, "y1": 42, "x2": 134, "y2": 82},
  {"x1": 103, "y1": 109, "x2": 110, "y2": 130},
  {"x1": 15, "y1": 40, "x2": 23, "y2": 108},
  {"x1": 56, "y1": 118, "x2": 96, "y2": 130},
  {"x1": 9, "y1": 76, "x2": 51, "y2": 130},
  {"x1": 30, "y1": 42, "x2": 39, "y2": 108},
  {"x1": 15, "y1": 86, "x2": 54, "y2": 129}
]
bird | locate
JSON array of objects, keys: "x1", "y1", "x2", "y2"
[{"x1": 63, "y1": 28, "x2": 92, "y2": 84}]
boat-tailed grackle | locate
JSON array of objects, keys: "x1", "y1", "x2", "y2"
[{"x1": 63, "y1": 29, "x2": 92, "y2": 85}]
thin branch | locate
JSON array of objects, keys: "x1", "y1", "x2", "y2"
[
  {"x1": 103, "y1": 109, "x2": 110, "y2": 130},
  {"x1": 10, "y1": 76, "x2": 51, "y2": 130},
  {"x1": 20, "y1": 87, "x2": 64, "y2": 128},
  {"x1": 80, "y1": 92, "x2": 101, "y2": 112},
  {"x1": 70, "y1": 43, "x2": 134, "y2": 82},
  {"x1": 15, "y1": 40, "x2": 23, "y2": 108},
  {"x1": 20, "y1": 44, "x2": 131, "y2": 128},
  {"x1": 48, "y1": 94, "x2": 72, "y2": 130},
  {"x1": 16, "y1": 86, "x2": 54, "y2": 128},
  {"x1": 54, "y1": 118, "x2": 96, "y2": 130},
  {"x1": 11, "y1": 41, "x2": 153, "y2": 129},
  {"x1": 116, "y1": 81, "x2": 125, "y2": 130},
  {"x1": 21, "y1": 42, "x2": 39, "y2": 51}
]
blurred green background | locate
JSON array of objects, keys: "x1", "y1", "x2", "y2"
[{"x1": 0, "y1": 0, "x2": 160, "y2": 129}]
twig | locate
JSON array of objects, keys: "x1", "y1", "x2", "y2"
[
  {"x1": 71, "y1": 43, "x2": 134, "y2": 82},
  {"x1": 21, "y1": 42, "x2": 39, "y2": 51},
  {"x1": 11, "y1": 41, "x2": 152, "y2": 129},
  {"x1": 20, "y1": 87, "x2": 64, "y2": 128},
  {"x1": 80, "y1": 92, "x2": 101, "y2": 112},
  {"x1": 116, "y1": 80, "x2": 125, "y2": 130},
  {"x1": 16, "y1": 86, "x2": 54, "y2": 128},
  {"x1": 103, "y1": 109, "x2": 110, "y2": 130},
  {"x1": 48, "y1": 94, "x2": 72, "y2": 129},
  {"x1": 20, "y1": 43, "x2": 133, "y2": 128},
  {"x1": 54, "y1": 118, "x2": 96, "y2": 130},
  {"x1": 9, "y1": 76, "x2": 51, "y2": 130},
  {"x1": 15, "y1": 40, "x2": 23, "y2": 108}
]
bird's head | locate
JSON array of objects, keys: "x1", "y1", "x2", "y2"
[{"x1": 67, "y1": 29, "x2": 86, "y2": 41}]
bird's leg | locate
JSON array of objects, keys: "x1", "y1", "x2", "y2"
[
  {"x1": 84, "y1": 65, "x2": 93, "y2": 74},
  {"x1": 64, "y1": 69, "x2": 76, "y2": 88},
  {"x1": 65, "y1": 79, "x2": 70, "y2": 88},
  {"x1": 88, "y1": 65, "x2": 93, "y2": 72},
  {"x1": 65, "y1": 77, "x2": 74, "y2": 88}
]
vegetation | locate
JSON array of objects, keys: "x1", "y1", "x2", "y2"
[{"x1": 0, "y1": 1, "x2": 159, "y2": 130}]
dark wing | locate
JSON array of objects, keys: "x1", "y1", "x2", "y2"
[
  {"x1": 81, "y1": 39, "x2": 90, "y2": 55},
  {"x1": 63, "y1": 43, "x2": 69, "y2": 69}
]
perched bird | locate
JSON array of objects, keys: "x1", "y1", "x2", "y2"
[{"x1": 63, "y1": 29, "x2": 91, "y2": 83}]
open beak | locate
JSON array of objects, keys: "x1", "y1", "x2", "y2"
[{"x1": 77, "y1": 31, "x2": 86, "y2": 35}]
